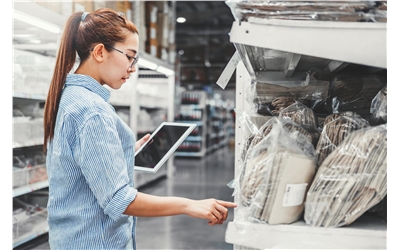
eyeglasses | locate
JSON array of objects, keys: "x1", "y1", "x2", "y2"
[{"x1": 106, "y1": 46, "x2": 139, "y2": 69}]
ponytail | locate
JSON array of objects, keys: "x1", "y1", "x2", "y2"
[{"x1": 43, "y1": 12, "x2": 83, "y2": 151}]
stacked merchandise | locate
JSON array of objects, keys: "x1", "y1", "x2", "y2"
[
  {"x1": 247, "y1": 69, "x2": 332, "y2": 116},
  {"x1": 305, "y1": 124, "x2": 387, "y2": 227},
  {"x1": 13, "y1": 191, "x2": 49, "y2": 242},
  {"x1": 232, "y1": 97, "x2": 387, "y2": 228},
  {"x1": 227, "y1": 0, "x2": 387, "y2": 229},
  {"x1": 237, "y1": 117, "x2": 317, "y2": 224},
  {"x1": 227, "y1": 1, "x2": 387, "y2": 23}
]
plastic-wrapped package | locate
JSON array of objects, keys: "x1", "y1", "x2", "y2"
[
  {"x1": 315, "y1": 113, "x2": 370, "y2": 167},
  {"x1": 239, "y1": 117, "x2": 319, "y2": 191},
  {"x1": 279, "y1": 102, "x2": 319, "y2": 128},
  {"x1": 245, "y1": 69, "x2": 331, "y2": 116},
  {"x1": 304, "y1": 124, "x2": 387, "y2": 228},
  {"x1": 331, "y1": 74, "x2": 386, "y2": 118},
  {"x1": 370, "y1": 86, "x2": 387, "y2": 125},
  {"x1": 238, "y1": 118, "x2": 317, "y2": 225},
  {"x1": 225, "y1": 1, "x2": 384, "y2": 23},
  {"x1": 227, "y1": 110, "x2": 273, "y2": 197}
]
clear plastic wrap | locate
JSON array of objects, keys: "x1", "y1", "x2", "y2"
[
  {"x1": 315, "y1": 113, "x2": 370, "y2": 167},
  {"x1": 370, "y1": 85, "x2": 387, "y2": 125},
  {"x1": 235, "y1": 117, "x2": 317, "y2": 225},
  {"x1": 225, "y1": 1, "x2": 385, "y2": 23},
  {"x1": 246, "y1": 69, "x2": 331, "y2": 116},
  {"x1": 278, "y1": 102, "x2": 319, "y2": 128},
  {"x1": 330, "y1": 74, "x2": 386, "y2": 118},
  {"x1": 304, "y1": 124, "x2": 387, "y2": 228}
]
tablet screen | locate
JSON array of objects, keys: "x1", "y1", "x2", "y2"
[{"x1": 134, "y1": 123, "x2": 195, "y2": 172}]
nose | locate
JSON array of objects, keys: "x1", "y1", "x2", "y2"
[{"x1": 128, "y1": 64, "x2": 137, "y2": 73}]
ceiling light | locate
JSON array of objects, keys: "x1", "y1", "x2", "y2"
[
  {"x1": 176, "y1": 17, "x2": 186, "y2": 23},
  {"x1": 14, "y1": 10, "x2": 61, "y2": 34}
]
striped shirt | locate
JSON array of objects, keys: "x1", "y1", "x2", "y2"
[{"x1": 46, "y1": 74, "x2": 138, "y2": 249}]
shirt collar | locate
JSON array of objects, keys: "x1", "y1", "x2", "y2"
[{"x1": 65, "y1": 74, "x2": 111, "y2": 102}]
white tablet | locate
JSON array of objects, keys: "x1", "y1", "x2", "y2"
[{"x1": 134, "y1": 122, "x2": 196, "y2": 173}]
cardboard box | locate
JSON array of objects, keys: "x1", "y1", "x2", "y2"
[
  {"x1": 145, "y1": 39, "x2": 158, "y2": 57},
  {"x1": 93, "y1": 1, "x2": 107, "y2": 10},
  {"x1": 145, "y1": 2, "x2": 158, "y2": 23},
  {"x1": 147, "y1": 22, "x2": 157, "y2": 39},
  {"x1": 34, "y1": 1, "x2": 63, "y2": 15},
  {"x1": 73, "y1": 1, "x2": 94, "y2": 12},
  {"x1": 157, "y1": 13, "x2": 170, "y2": 48}
]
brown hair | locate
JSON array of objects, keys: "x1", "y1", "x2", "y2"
[{"x1": 43, "y1": 8, "x2": 138, "y2": 151}]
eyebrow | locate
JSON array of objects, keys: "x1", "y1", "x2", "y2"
[{"x1": 127, "y1": 49, "x2": 138, "y2": 55}]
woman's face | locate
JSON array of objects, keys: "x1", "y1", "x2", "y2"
[{"x1": 100, "y1": 32, "x2": 139, "y2": 90}]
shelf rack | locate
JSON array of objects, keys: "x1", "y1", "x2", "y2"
[
  {"x1": 226, "y1": 16, "x2": 387, "y2": 250},
  {"x1": 12, "y1": 1, "x2": 177, "y2": 247}
]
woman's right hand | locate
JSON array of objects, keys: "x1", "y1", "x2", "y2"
[{"x1": 185, "y1": 199, "x2": 237, "y2": 226}]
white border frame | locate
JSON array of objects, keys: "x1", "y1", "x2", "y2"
[{"x1": 134, "y1": 122, "x2": 196, "y2": 173}]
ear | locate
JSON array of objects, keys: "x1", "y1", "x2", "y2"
[{"x1": 91, "y1": 44, "x2": 105, "y2": 63}]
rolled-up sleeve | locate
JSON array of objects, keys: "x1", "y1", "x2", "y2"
[{"x1": 75, "y1": 113, "x2": 137, "y2": 221}]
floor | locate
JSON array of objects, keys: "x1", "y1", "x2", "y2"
[{"x1": 14, "y1": 145, "x2": 236, "y2": 250}]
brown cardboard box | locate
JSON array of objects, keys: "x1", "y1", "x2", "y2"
[
  {"x1": 34, "y1": 1, "x2": 63, "y2": 14},
  {"x1": 145, "y1": 2, "x2": 158, "y2": 24},
  {"x1": 93, "y1": 1, "x2": 107, "y2": 10},
  {"x1": 147, "y1": 22, "x2": 158, "y2": 40},
  {"x1": 103, "y1": 1, "x2": 131, "y2": 15},
  {"x1": 145, "y1": 39, "x2": 158, "y2": 57},
  {"x1": 73, "y1": 0, "x2": 94, "y2": 12},
  {"x1": 157, "y1": 13, "x2": 170, "y2": 48}
]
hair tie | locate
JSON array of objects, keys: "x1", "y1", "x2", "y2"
[{"x1": 81, "y1": 12, "x2": 89, "y2": 22}]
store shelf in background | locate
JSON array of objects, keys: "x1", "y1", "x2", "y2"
[
  {"x1": 185, "y1": 136, "x2": 202, "y2": 142},
  {"x1": 13, "y1": 180, "x2": 49, "y2": 198},
  {"x1": 13, "y1": 93, "x2": 46, "y2": 101},
  {"x1": 225, "y1": 215, "x2": 386, "y2": 249},
  {"x1": 178, "y1": 120, "x2": 203, "y2": 126},
  {"x1": 13, "y1": 191, "x2": 49, "y2": 248},
  {"x1": 174, "y1": 151, "x2": 205, "y2": 158},
  {"x1": 13, "y1": 138, "x2": 44, "y2": 149},
  {"x1": 13, "y1": 222, "x2": 48, "y2": 248},
  {"x1": 180, "y1": 104, "x2": 203, "y2": 109}
]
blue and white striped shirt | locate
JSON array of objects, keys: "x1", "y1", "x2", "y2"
[{"x1": 46, "y1": 74, "x2": 138, "y2": 249}]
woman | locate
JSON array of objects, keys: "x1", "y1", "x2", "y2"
[{"x1": 43, "y1": 8, "x2": 236, "y2": 250}]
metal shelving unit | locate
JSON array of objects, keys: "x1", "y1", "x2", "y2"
[
  {"x1": 225, "y1": 14, "x2": 387, "y2": 250},
  {"x1": 12, "y1": 1, "x2": 177, "y2": 247},
  {"x1": 174, "y1": 90, "x2": 208, "y2": 157}
]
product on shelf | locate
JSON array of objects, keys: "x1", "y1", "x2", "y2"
[
  {"x1": 315, "y1": 112, "x2": 370, "y2": 167},
  {"x1": 237, "y1": 118, "x2": 316, "y2": 225},
  {"x1": 304, "y1": 124, "x2": 387, "y2": 228},
  {"x1": 13, "y1": 151, "x2": 48, "y2": 189},
  {"x1": 278, "y1": 102, "x2": 319, "y2": 128},
  {"x1": 13, "y1": 192, "x2": 48, "y2": 240},
  {"x1": 226, "y1": 1, "x2": 386, "y2": 23},
  {"x1": 246, "y1": 69, "x2": 331, "y2": 116},
  {"x1": 369, "y1": 85, "x2": 387, "y2": 125},
  {"x1": 330, "y1": 74, "x2": 386, "y2": 118}
]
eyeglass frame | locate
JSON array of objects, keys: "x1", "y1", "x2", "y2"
[{"x1": 91, "y1": 45, "x2": 139, "y2": 69}]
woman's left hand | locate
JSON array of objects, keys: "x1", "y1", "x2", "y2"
[{"x1": 135, "y1": 134, "x2": 151, "y2": 151}]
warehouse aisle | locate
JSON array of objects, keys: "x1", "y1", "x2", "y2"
[{"x1": 15, "y1": 145, "x2": 236, "y2": 250}]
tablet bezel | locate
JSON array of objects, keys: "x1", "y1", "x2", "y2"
[{"x1": 134, "y1": 122, "x2": 196, "y2": 173}]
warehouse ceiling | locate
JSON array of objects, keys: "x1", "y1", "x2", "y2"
[
  {"x1": 174, "y1": 1, "x2": 236, "y2": 89},
  {"x1": 12, "y1": 1, "x2": 237, "y2": 89}
]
